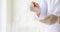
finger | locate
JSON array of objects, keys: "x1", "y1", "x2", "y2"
[
  {"x1": 33, "y1": 2, "x2": 37, "y2": 7},
  {"x1": 30, "y1": 3, "x2": 35, "y2": 12},
  {"x1": 31, "y1": 1, "x2": 39, "y2": 8},
  {"x1": 32, "y1": 2, "x2": 38, "y2": 7},
  {"x1": 30, "y1": 2, "x2": 34, "y2": 7},
  {"x1": 35, "y1": 2, "x2": 39, "y2": 6}
]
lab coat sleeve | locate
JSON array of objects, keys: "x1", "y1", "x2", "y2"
[{"x1": 35, "y1": 0, "x2": 48, "y2": 20}]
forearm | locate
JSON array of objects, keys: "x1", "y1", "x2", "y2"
[{"x1": 39, "y1": 14, "x2": 58, "y2": 25}]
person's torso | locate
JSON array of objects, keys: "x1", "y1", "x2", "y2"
[{"x1": 47, "y1": 0, "x2": 60, "y2": 16}]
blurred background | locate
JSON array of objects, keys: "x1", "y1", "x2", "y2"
[{"x1": 0, "y1": 0, "x2": 43, "y2": 32}]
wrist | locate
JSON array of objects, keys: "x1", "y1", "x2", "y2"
[{"x1": 36, "y1": 11, "x2": 40, "y2": 17}]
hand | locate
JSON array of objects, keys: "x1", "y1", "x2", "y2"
[
  {"x1": 30, "y1": 2, "x2": 40, "y2": 13},
  {"x1": 30, "y1": 2, "x2": 40, "y2": 17}
]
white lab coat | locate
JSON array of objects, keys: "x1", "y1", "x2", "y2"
[{"x1": 34, "y1": 0, "x2": 60, "y2": 32}]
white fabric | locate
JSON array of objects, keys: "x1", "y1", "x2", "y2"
[
  {"x1": 47, "y1": 0, "x2": 60, "y2": 16},
  {"x1": 45, "y1": 23, "x2": 60, "y2": 32},
  {"x1": 35, "y1": 0, "x2": 60, "y2": 32}
]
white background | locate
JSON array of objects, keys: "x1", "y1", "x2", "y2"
[
  {"x1": 0, "y1": 0, "x2": 44, "y2": 32},
  {"x1": 0, "y1": 0, "x2": 7, "y2": 32},
  {"x1": 0, "y1": 0, "x2": 40, "y2": 32}
]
